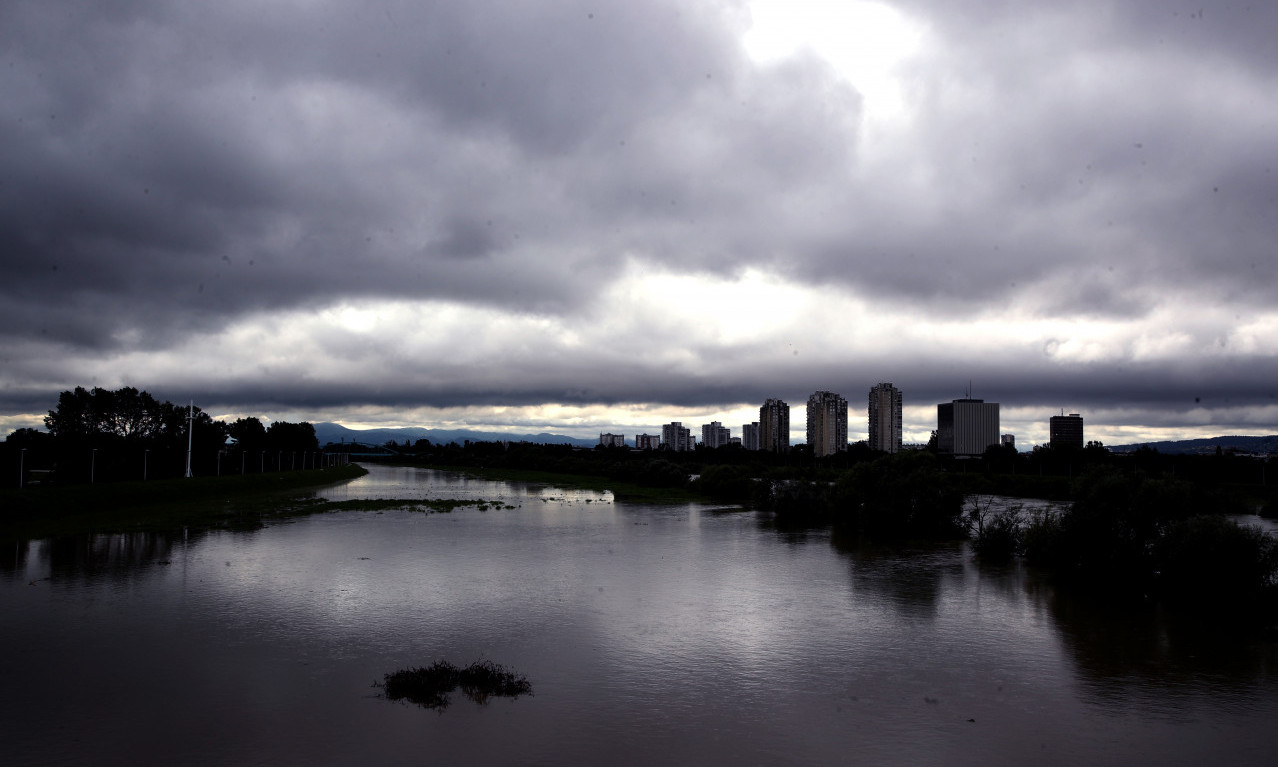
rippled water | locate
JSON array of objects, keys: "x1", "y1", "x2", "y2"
[{"x1": 3, "y1": 464, "x2": 1276, "y2": 765}]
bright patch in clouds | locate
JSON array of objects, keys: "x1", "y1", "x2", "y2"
[{"x1": 743, "y1": 0, "x2": 925, "y2": 120}]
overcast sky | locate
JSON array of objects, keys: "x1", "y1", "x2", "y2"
[{"x1": 2, "y1": 0, "x2": 1275, "y2": 447}]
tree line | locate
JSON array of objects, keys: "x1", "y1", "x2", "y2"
[{"x1": 5, "y1": 386, "x2": 319, "y2": 485}]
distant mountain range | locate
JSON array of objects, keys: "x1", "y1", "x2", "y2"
[
  {"x1": 313, "y1": 422, "x2": 598, "y2": 449},
  {"x1": 1108, "y1": 435, "x2": 1278, "y2": 455}
]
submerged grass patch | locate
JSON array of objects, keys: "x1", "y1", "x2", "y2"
[
  {"x1": 378, "y1": 660, "x2": 533, "y2": 709},
  {"x1": 292, "y1": 497, "x2": 519, "y2": 514}
]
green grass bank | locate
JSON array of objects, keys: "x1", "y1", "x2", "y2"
[{"x1": 0, "y1": 464, "x2": 368, "y2": 540}]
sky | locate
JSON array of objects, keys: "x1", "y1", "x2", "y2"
[{"x1": 2, "y1": 0, "x2": 1276, "y2": 448}]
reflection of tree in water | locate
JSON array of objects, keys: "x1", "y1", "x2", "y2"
[
  {"x1": 1026, "y1": 577, "x2": 1278, "y2": 713},
  {"x1": 830, "y1": 528, "x2": 965, "y2": 619},
  {"x1": 33, "y1": 530, "x2": 209, "y2": 581},
  {"x1": 758, "y1": 514, "x2": 828, "y2": 546},
  {"x1": 0, "y1": 538, "x2": 33, "y2": 579}
]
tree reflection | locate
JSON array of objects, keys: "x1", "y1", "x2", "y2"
[
  {"x1": 1025, "y1": 573, "x2": 1278, "y2": 710},
  {"x1": 28, "y1": 530, "x2": 209, "y2": 581}
]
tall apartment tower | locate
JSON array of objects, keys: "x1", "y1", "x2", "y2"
[
  {"x1": 867, "y1": 383, "x2": 903, "y2": 454},
  {"x1": 936, "y1": 398, "x2": 1000, "y2": 456},
  {"x1": 702, "y1": 421, "x2": 731, "y2": 449},
  {"x1": 758, "y1": 399, "x2": 790, "y2": 453},
  {"x1": 806, "y1": 391, "x2": 848, "y2": 457},
  {"x1": 661, "y1": 422, "x2": 691, "y2": 452},
  {"x1": 742, "y1": 422, "x2": 760, "y2": 451},
  {"x1": 1049, "y1": 413, "x2": 1084, "y2": 450}
]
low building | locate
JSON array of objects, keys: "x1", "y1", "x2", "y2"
[
  {"x1": 635, "y1": 434, "x2": 661, "y2": 450},
  {"x1": 1049, "y1": 413, "x2": 1084, "y2": 450},
  {"x1": 702, "y1": 421, "x2": 731, "y2": 449},
  {"x1": 937, "y1": 398, "x2": 1000, "y2": 456}
]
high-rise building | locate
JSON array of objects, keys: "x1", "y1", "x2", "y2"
[
  {"x1": 807, "y1": 391, "x2": 848, "y2": 457},
  {"x1": 635, "y1": 434, "x2": 660, "y2": 450},
  {"x1": 867, "y1": 383, "x2": 903, "y2": 454},
  {"x1": 598, "y1": 433, "x2": 626, "y2": 448},
  {"x1": 661, "y1": 422, "x2": 691, "y2": 452},
  {"x1": 1049, "y1": 413, "x2": 1084, "y2": 450},
  {"x1": 742, "y1": 422, "x2": 760, "y2": 451},
  {"x1": 759, "y1": 399, "x2": 790, "y2": 453},
  {"x1": 701, "y1": 421, "x2": 731, "y2": 449},
  {"x1": 936, "y1": 398, "x2": 1000, "y2": 456}
]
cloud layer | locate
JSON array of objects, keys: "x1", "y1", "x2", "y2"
[{"x1": 1, "y1": 0, "x2": 1275, "y2": 446}]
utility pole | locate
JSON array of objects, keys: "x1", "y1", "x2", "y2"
[{"x1": 185, "y1": 401, "x2": 194, "y2": 478}]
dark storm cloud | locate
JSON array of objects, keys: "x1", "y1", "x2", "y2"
[{"x1": 1, "y1": 0, "x2": 865, "y2": 347}]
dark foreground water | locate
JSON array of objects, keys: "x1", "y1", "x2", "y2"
[{"x1": 3, "y1": 464, "x2": 1277, "y2": 765}]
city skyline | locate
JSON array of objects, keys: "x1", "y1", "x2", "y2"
[{"x1": 2, "y1": 2, "x2": 1275, "y2": 449}]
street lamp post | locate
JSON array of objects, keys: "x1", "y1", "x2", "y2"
[
  {"x1": 144, "y1": 449, "x2": 149, "y2": 481},
  {"x1": 19, "y1": 448, "x2": 25, "y2": 488},
  {"x1": 91, "y1": 448, "x2": 97, "y2": 484}
]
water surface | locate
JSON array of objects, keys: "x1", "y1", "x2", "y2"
[{"x1": 3, "y1": 464, "x2": 1276, "y2": 765}]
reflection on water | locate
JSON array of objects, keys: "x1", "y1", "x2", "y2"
[
  {"x1": 3, "y1": 530, "x2": 199, "y2": 583},
  {"x1": 2, "y1": 463, "x2": 1277, "y2": 766}
]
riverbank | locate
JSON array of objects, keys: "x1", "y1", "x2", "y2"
[{"x1": 0, "y1": 464, "x2": 368, "y2": 540}]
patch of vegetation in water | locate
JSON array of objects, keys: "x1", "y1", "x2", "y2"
[
  {"x1": 377, "y1": 660, "x2": 532, "y2": 710},
  {"x1": 282, "y1": 497, "x2": 519, "y2": 515}
]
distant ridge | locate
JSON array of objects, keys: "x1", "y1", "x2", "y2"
[
  {"x1": 1108, "y1": 434, "x2": 1278, "y2": 455},
  {"x1": 313, "y1": 422, "x2": 599, "y2": 449}
]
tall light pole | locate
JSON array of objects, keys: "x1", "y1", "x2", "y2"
[
  {"x1": 91, "y1": 448, "x2": 97, "y2": 484},
  {"x1": 144, "y1": 449, "x2": 149, "y2": 481},
  {"x1": 19, "y1": 448, "x2": 25, "y2": 488},
  {"x1": 184, "y1": 401, "x2": 194, "y2": 478}
]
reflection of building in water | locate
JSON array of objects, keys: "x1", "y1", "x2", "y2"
[
  {"x1": 868, "y1": 383, "x2": 903, "y2": 454},
  {"x1": 1049, "y1": 413, "x2": 1084, "y2": 450},
  {"x1": 936, "y1": 398, "x2": 1000, "y2": 456},
  {"x1": 807, "y1": 391, "x2": 848, "y2": 457}
]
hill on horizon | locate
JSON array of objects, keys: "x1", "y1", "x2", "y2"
[
  {"x1": 1108, "y1": 434, "x2": 1278, "y2": 455},
  {"x1": 312, "y1": 422, "x2": 598, "y2": 449}
]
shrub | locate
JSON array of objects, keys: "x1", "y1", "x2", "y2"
[
  {"x1": 1154, "y1": 516, "x2": 1278, "y2": 605},
  {"x1": 380, "y1": 660, "x2": 532, "y2": 709},
  {"x1": 971, "y1": 508, "x2": 1022, "y2": 563}
]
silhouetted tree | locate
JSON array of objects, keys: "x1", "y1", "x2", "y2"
[{"x1": 228, "y1": 417, "x2": 267, "y2": 452}]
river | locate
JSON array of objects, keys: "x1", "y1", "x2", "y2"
[{"x1": 3, "y1": 463, "x2": 1276, "y2": 765}]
